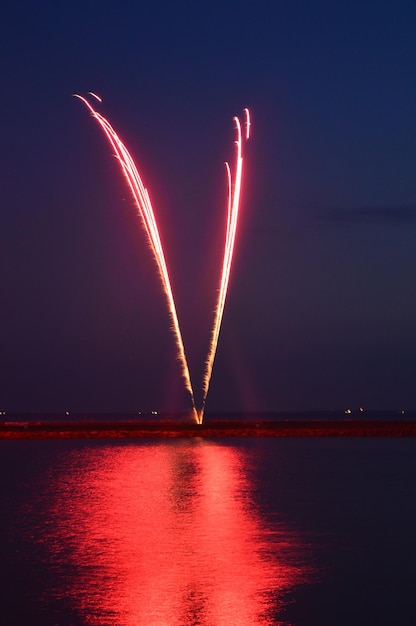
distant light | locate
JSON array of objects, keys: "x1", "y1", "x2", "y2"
[
  {"x1": 151, "y1": 410, "x2": 158, "y2": 415},
  {"x1": 345, "y1": 409, "x2": 352, "y2": 414},
  {"x1": 65, "y1": 411, "x2": 70, "y2": 415},
  {"x1": 359, "y1": 407, "x2": 364, "y2": 412},
  {"x1": 401, "y1": 410, "x2": 405, "y2": 414}
]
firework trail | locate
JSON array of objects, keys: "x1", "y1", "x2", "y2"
[
  {"x1": 198, "y1": 109, "x2": 251, "y2": 423},
  {"x1": 74, "y1": 93, "x2": 198, "y2": 422}
]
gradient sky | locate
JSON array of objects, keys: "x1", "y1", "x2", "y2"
[{"x1": 1, "y1": 0, "x2": 416, "y2": 413}]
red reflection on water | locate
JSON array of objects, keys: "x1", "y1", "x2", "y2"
[{"x1": 45, "y1": 442, "x2": 309, "y2": 625}]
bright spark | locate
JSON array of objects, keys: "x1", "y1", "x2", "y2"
[
  {"x1": 75, "y1": 93, "x2": 198, "y2": 423},
  {"x1": 88, "y1": 91, "x2": 103, "y2": 103},
  {"x1": 244, "y1": 107, "x2": 251, "y2": 140},
  {"x1": 198, "y1": 110, "x2": 250, "y2": 423}
]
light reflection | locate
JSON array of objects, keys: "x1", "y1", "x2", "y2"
[{"x1": 40, "y1": 442, "x2": 312, "y2": 625}]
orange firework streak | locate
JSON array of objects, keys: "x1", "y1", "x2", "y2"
[
  {"x1": 198, "y1": 109, "x2": 251, "y2": 423},
  {"x1": 75, "y1": 94, "x2": 198, "y2": 422}
]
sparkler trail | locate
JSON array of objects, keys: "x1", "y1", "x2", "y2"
[
  {"x1": 74, "y1": 93, "x2": 198, "y2": 422},
  {"x1": 198, "y1": 109, "x2": 251, "y2": 423}
]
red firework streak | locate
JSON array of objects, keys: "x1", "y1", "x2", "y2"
[
  {"x1": 199, "y1": 109, "x2": 250, "y2": 423},
  {"x1": 75, "y1": 94, "x2": 250, "y2": 424}
]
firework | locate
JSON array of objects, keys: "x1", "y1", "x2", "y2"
[
  {"x1": 75, "y1": 93, "x2": 198, "y2": 422},
  {"x1": 75, "y1": 95, "x2": 250, "y2": 424},
  {"x1": 198, "y1": 109, "x2": 250, "y2": 423}
]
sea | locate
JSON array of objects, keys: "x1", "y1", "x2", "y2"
[{"x1": 1, "y1": 419, "x2": 415, "y2": 625}]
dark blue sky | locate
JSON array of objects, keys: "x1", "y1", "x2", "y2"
[{"x1": 1, "y1": 1, "x2": 416, "y2": 413}]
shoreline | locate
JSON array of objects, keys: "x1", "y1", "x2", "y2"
[{"x1": 1, "y1": 419, "x2": 416, "y2": 439}]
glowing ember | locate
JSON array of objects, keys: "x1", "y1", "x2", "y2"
[{"x1": 75, "y1": 94, "x2": 250, "y2": 423}]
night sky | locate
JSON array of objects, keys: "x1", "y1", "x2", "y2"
[{"x1": 1, "y1": 1, "x2": 416, "y2": 414}]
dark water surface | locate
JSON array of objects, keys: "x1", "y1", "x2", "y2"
[{"x1": 1, "y1": 437, "x2": 415, "y2": 625}]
